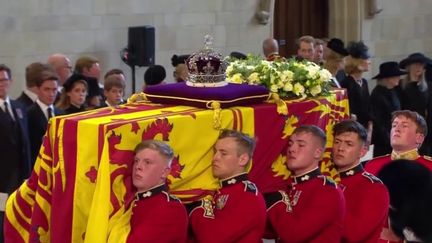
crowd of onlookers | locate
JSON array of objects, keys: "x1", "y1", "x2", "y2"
[{"x1": 261, "y1": 35, "x2": 432, "y2": 159}]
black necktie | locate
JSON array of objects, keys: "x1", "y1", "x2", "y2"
[
  {"x1": 47, "y1": 107, "x2": 53, "y2": 119},
  {"x1": 4, "y1": 101, "x2": 15, "y2": 122}
]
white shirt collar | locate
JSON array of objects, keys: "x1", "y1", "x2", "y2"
[
  {"x1": 36, "y1": 99, "x2": 54, "y2": 120},
  {"x1": 0, "y1": 97, "x2": 15, "y2": 120},
  {"x1": 0, "y1": 96, "x2": 11, "y2": 110},
  {"x1": 24, "y1": 89, "x2": 38, "y2": 102}
]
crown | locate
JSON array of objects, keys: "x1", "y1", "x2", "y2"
[{"x1": 186, "y1": 35, "x2": 228, "y2": 87}]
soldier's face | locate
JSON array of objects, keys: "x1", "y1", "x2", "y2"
[
  {"x1": 390, "y1": 116, "x2": 424, "y2": 152},
  {"x1": 212, "y1": 137, "x2": 247, "y2": 180},
  {"x1": 132, "y1": 148, "x2": 170, "y2": 192},
  {"x1": 332, "y1": 132, "x2": 367, "y2": 171},
  {"x1": 286, "y1": 132, "x2": 323, "y2": 175}
]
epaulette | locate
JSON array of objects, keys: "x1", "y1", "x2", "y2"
[
  {"x1": 242, "y1": 180, "x2": 258, "y2": 196},
  {"x1": 422, "y1": 155, "x2": 432, "y2": 161},
  {"x1": 361, "y1": 172, "x2": 383, "y2": 184}
]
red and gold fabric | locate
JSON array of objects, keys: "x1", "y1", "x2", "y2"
[{"x1": 4, "y1": 89, "x2": 349, "y2": 243}]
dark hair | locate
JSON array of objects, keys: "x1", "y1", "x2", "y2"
[
  {"x1": 333, "y1": 120, "x2": 368, "y2": 145},
  {"x1": 0, "y1": 64, "x2": 12, "y2": 79},
  {"x1": 56, "y1": 79, "x2": 88, "y2": 110},
  {"x1": 134, "y1": 140, "x2": 174, "y2": 166},
  {"x1": 144, "y1": 65, "x2": 166, "y2": 86},
  {"x1": 104, "y1": 74, "x2": 126, "y2": 91},
  {"x1": 104, "y1": 68, "x2": 124, "y2": 80},
  {"x1": 74, "y1": 56, "x2": 99, "y2": 74},
  {"x1": 171, "y1": 54, "x2": 190, "y2": 67},
  {"x1": 296, "y1": 35, "x2": 315, "y2": 47},
  {"x1": 35, "y1": 70, "x2": 59, "y2": 87},
  {"x1": 392, "y1": 110, "x2": 427, "y2": 136},
  {"x1": 25, "y1": 62, "x2": 56, "y2": 88},
  {"x1": 218, "y1": 129, "x2": 256, "y2": 159},
  {"x1": 292, "y1": 125, "x2": 326, "y2": 148}
]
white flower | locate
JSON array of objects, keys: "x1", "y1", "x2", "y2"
[
  {"x1": 226, "y1": 64, "x2": 234, "y2": 75},
  {"x1": 319, "y1": 69, "x2": 332, "y2": 83},
  {"x1": 225, "y1": 55, "x2": 332, "y2": 98},
  {"x1": 306, "y1": 64, "x2": 320, "y2": 79},
  {"x1": 283, "y1": 82, "x2": 293, "y2": 91},
  {"x1": 248, "y1": 72, "x2": 260, "y2": 84},
  {"x1": 293, "y1": 83, "x2": 305, "y2": 96},
  {"x1": 309, "y1": 85, "x2": 322, "y2": 96},
  {"x1": 230, "y1": 73, "x2": 244, "y2": 84}
]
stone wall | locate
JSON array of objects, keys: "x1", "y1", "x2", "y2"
[
  {"x1": 2, "y1": 0, "x2": 432, "y2": 97},
  {"x1": 0, "y1": 0, "x2": 272, "y2": 97}
]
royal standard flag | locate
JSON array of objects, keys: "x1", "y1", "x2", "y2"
[{"x1": 5, "y1": 89, "x2": 348, "y2": 243}]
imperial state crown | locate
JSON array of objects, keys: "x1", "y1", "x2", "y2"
[{"x1": 186, "y1": 35, "x2": 228, "y2": 87}]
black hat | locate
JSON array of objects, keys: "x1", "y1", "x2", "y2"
[
  {"x1": 347, "y1": 41, "x2": 370, "y2": 59},
  {"x1": 378, "y1": 159, "x2": 432, "y2": 242},
  {"x1": 144, "y1": 65, "x2": 166, "y2": 86},
  {"x1": 64, "y1": 73, "x2": 100, "y2": 97},
  {"x1": 171, "y1": 54, "x2": 190, "y2": 67},
  {"x1": 372, "y1": 61, "x2": 407, "y2": 79},
  {"x1": 399, "y1": 52, "x2": 432, "y2": 69},
  {"x1": 229, "y1": 51, "x2": 247, "y2": 60},
  {"x1": 327, "y1": 38, "x2": 348, "y2": 56},
  {"x1": 63, "y1": 73, "x2": 87, "y2": 92}
]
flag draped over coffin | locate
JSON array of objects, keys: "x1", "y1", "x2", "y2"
[{"x1": 4, "y1": 89, "x2": 349, "y2": 243}]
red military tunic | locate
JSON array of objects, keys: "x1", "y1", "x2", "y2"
[
  {"x1": 265, "y1": 168, "x2": 345, "y2": 243},
  {"x1": 339, "y1": 163, "x2": 389, "y2": 243},
  {"x1": 127, "y1": 184, "x2": 188, "y2": 243},
  {"x1": 365, "y1": 150, "x2": 432, "y2": 175},
  {"x1": 188, "y1": 173, "x2": 267, "y2": 243},
  {"x1": 365, "y1": 150, "x2": 432, "y2": 243}
]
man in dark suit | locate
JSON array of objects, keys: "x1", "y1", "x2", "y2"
[
  {"x1": 0, "y1": 64, "x2": 31, "y2": 243},
  {"x1": 74, "y1": 56, "x2": 103, "y2": 109},
  {"x1": 17, "y1": 62, "x2": 55, "y2": 108},
  {"x1": 27, "y1": 70, "x2": 63, "y2": 165}
]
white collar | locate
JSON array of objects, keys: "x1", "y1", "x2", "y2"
[
  {"x1": 24, "y1": 89, "x2": 38, "y2": 102},
  {"x1": 0, "y1": 97, "x2": 11, "y2": 110},
  {"x1": 36, "y1": 99, "x2": 54, "y2": 120}
]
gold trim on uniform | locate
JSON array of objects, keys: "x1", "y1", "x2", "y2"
[
  {"x1": 202, "y1": 198, "x2": 215, "y2": 219},
  {"x1": 391, "y1": 149, "x2": 419, "y2": 160},
  {"x1": 216, "y1": 194, "x2": 229, "y2": 210}
]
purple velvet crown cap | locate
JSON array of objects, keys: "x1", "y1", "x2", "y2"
[{"x1": 186, "y1": 35, "x2": 228, "y2": 87}]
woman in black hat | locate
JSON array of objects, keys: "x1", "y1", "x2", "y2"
[
  {"x1": 370, "y1": 62, "x2": 406, "y2": 156},
  {"x1": 323, "y1": 38, "x2": 349, "y2": 88},
  {"x1": 56, "y1": 74, "x2": 88, "y2": 114},
  {"x1": 398, "y1": 53, "x2": 432, "y2": 156},
  {"x1": 341, "y1": 41, "x2": 373, "y2": 144}
]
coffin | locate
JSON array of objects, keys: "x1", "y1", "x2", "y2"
[{"x1": 4, "y1": 89, "x2": 349, "y2": 243}]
